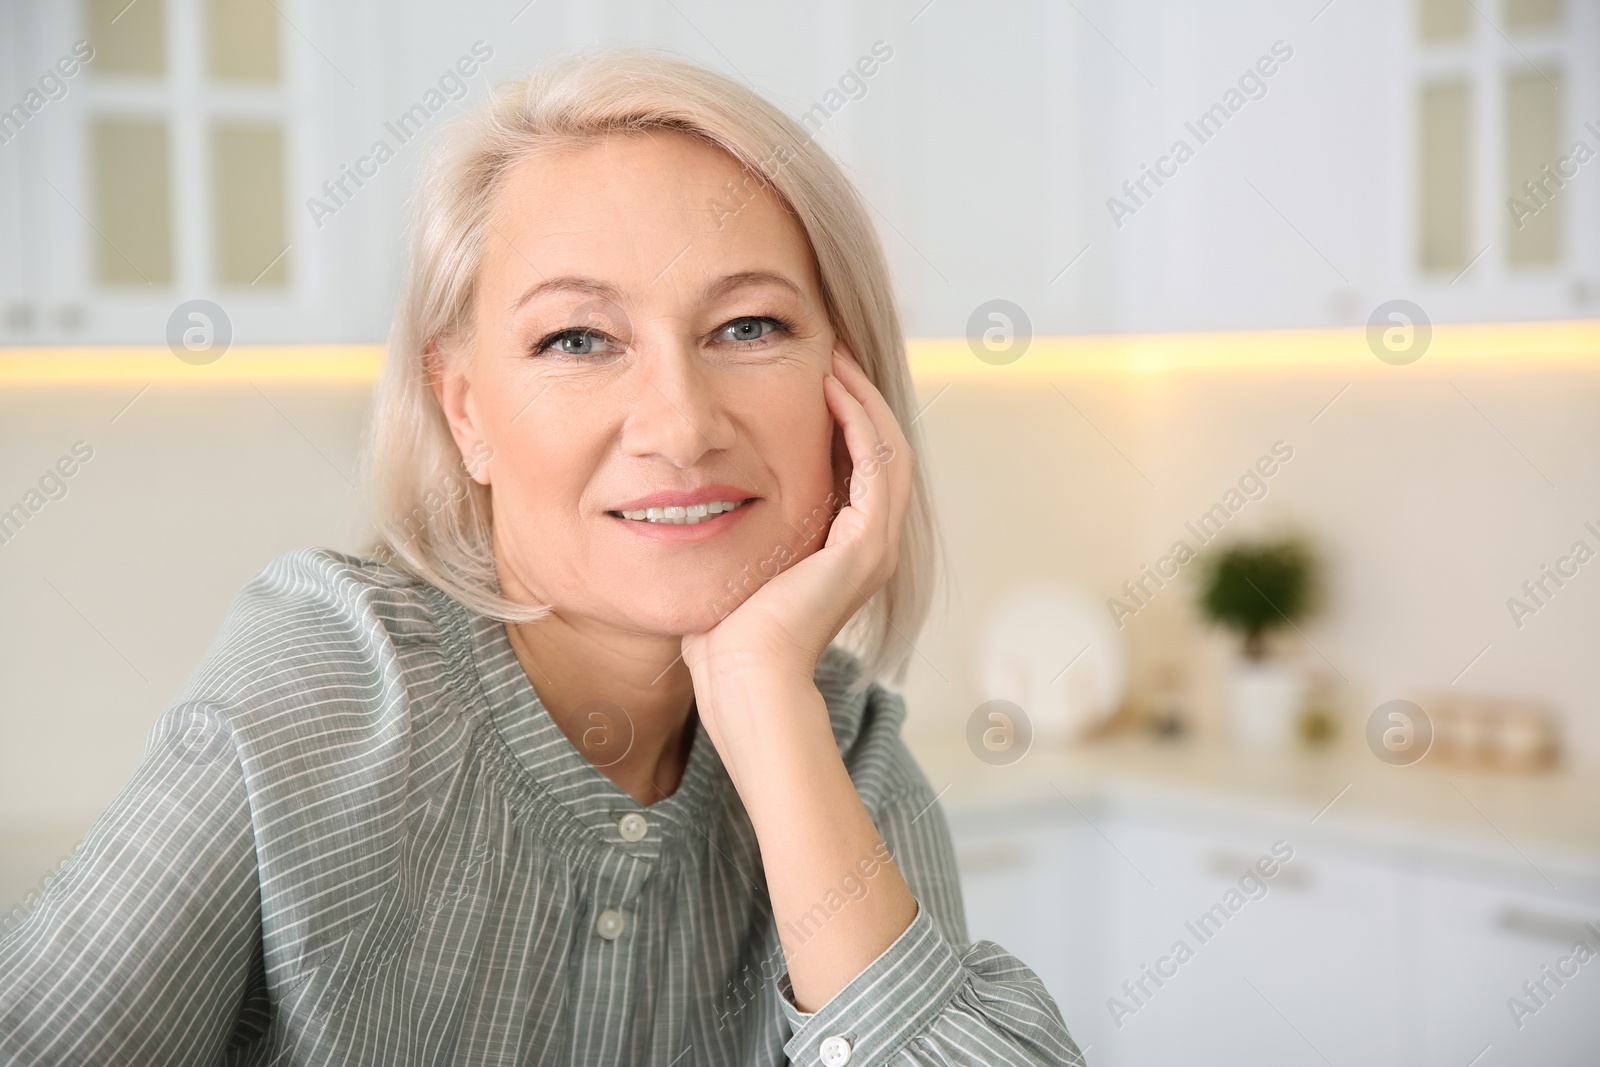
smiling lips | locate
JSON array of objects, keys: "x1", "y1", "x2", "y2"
[
  {"x1": 606, "y1": 485, "x2": 758, "y2": 536},
  {"x1": 616, "y1": 499, "x2": 749, "y2": 525}
]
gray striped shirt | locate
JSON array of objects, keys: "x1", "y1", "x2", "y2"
[{"x1": 1, "y1": 548, "x2": 1082, "y2": 1065}]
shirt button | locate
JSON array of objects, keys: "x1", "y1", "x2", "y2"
[
  {"x1": 595, "y1": 908, "x2": 626, "y2": 940},
  {"x1": 819, "y1": 1035, "x2": 852, "y2": 1066},
  {"x1": 618, "y1": 812, "x2": 648, "y2": 842}
]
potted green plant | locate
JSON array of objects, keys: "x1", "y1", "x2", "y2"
[{"x1": 1196, "y1": 536, "x2": 1319, "y2": 749}]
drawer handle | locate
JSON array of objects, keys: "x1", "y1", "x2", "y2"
[
  {"x1": 1203, "y1": 848, "x2": 1311, "y2": 890},
  {"x1": 1496, "y1": 907, "x2": 1600, "y2": 945},
  {"x1": 956, "y1": 843, "x2": 1028, "y2": 874}
]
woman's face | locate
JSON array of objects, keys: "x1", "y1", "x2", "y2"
[{"x1": 435, "y1": 129, "x2": 844, "y2": 637}]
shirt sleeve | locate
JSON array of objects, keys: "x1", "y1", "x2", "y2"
[
  {"x1": 775, "y1": 775, "x2": 1086, "y2": 1066},
  {"x1": 0, "y1": 699, "x2": 266, "y2": 1065}
]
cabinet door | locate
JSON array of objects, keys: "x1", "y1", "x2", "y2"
[
  {"x1": 1412, "y1": 869, "x2": 1600, "y2": 1067},
  {"x1": 1085, "y1": 811, "x2": 1403, "y2": 1067},
  {"x1": 947, "y1": 807, "x2": 1098, "y2": 1036},
  {"x1": 947, "y1": 797, "x2": 1600, "y2": 1067},
  {"x1": 2, "y1": 0, "x2": 374, "y2": 346}
]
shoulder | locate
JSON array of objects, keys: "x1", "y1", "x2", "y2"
[
  {"x1": 814, "y1": 645, "x2": 928, "y2": 810},
  {"x1": 163, "y1": 550, "x2": 461, "y2": 917},
  {"x1": 231, "y1": 545, "x2": 434, "y2": 636},
  {"x1": 232, "y1": 544, "x2": 429, "y2": 619},
  {"x1": 176, "y1": 546, "x2": 444, "y2": 716}
]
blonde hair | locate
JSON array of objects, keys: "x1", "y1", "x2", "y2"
[{"x1": 359, "y1": 45, "x2": 940, "y2": 690}]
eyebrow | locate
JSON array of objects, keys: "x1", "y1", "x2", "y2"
[{"x1": 508, "y1": 269, "x2": 804, "y2": 313}]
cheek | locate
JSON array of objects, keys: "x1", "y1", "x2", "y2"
[
  {"x1": 487, "y1": 399, "x2": 606, "y2": 551},
  {"x1": 755, "y1": 382, "x2": 836, "y2": 503}
]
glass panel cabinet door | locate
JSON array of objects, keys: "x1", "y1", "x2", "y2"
[{"x1": 1, "y1": 0, "x2": 376, "y2": 346}]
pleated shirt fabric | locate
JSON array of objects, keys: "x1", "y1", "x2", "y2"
[{"x1": 0, "y1": 548, "x2": 1083, "y2": 1066}]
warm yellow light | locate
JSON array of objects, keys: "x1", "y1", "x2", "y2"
[
  {"x1": 0, "y1": 345, "x2": 384, "y2": 385},
  {"x1": 906, "y1": 320, "x2": 1600, "y2": 379},
  {"x1": 2, "y1": 320, "x2": 1597, "y2": 386}
]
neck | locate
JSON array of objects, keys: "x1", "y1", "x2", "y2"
[{"x1": 503, "y1": 611, "x2": 696, "y2": 806}]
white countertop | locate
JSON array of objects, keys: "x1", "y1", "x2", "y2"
[{"x1": 904, "y1": 731, "x2": 1600, "y2": 885}]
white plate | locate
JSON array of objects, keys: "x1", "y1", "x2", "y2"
[{"x1": 976, "y1": 582, "x2": 1128, "y2": 746}]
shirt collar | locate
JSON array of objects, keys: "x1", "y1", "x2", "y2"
[
  {"x1": 419, "y1": 578, "x2": 722, "y2": 867},
  {"x1": 418, "y1": 577, "x2": 875, "y2": 865}
]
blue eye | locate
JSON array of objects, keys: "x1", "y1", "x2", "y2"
[
  {"x1": 720, "y1": 316, "x2": 793, "y2": 345},
  {"x1": 532, "y1": 328, "x2": 621, "y2": 359},
  {"x1": 530, "y1": 316, "x2": 796, "y2": 359}
]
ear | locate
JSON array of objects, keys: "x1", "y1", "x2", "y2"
[{"x1": 428, "y1": 341, "x2": 493, "y2": 486}]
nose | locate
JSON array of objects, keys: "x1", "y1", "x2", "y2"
[{"x1": 620, "y1": 331, "x2": 737, "y2": 468}]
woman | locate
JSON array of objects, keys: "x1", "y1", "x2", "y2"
[{"x1": 0, "y1": 47, "x2": 1082, "y2": 1065}]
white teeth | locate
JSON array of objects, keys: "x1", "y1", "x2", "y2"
[{"x1": 617, "y1": 499, "x2": 746, "y2": 525}]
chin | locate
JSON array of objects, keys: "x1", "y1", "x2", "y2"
[
  {"x1": 608, "y1": 602, "x2": 731, "y2": 638},
  {"x1": 601, "y1": 578, "x2": 748, "y2": 637}
]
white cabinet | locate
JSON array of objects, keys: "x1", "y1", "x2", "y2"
[
  {"x1": 1092, "y1": 811, "x2": 1405, "y2": 1067},
  {"x1": 1410, "y1": 868, "x2": 1600, "y2": 1067},
  {"x1": 947, "y1": 793, "x2": 1600, "y2": 1067},
  {"x1": 946, "y1": 804, "x2": 1099, "y2": 1020}
]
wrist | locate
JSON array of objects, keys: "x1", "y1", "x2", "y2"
[
  {"x1": 683, "y1": 638, "x2": 819, "y2": 697},
  {"x1": 698, "y1": 681, "x2": 841, "y2": 801}
]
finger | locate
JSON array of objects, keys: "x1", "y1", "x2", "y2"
[
  {"x1": 830, "y1": 344, "x2": 901, "y2": 448},
  {"x1": 830, "y1": 344, "x2": 912, "y2": 487},
  {"x1": 829, "y1": 346, "x2": 913, "y2": 532},
  {"x1": 822, "y1": 374, "x2": 889, "y2": 529},
  {"x1": 824, "y1": 389, "x2": 909, "y2": 604}
]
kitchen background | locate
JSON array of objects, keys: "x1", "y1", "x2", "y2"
[{"x1": 2, "y1": 0, "x2": 1598, "y2": 1064}]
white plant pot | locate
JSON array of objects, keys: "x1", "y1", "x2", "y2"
[{"x1": 1228, "y1": 659, "x2": 1307, "y2": 750}]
